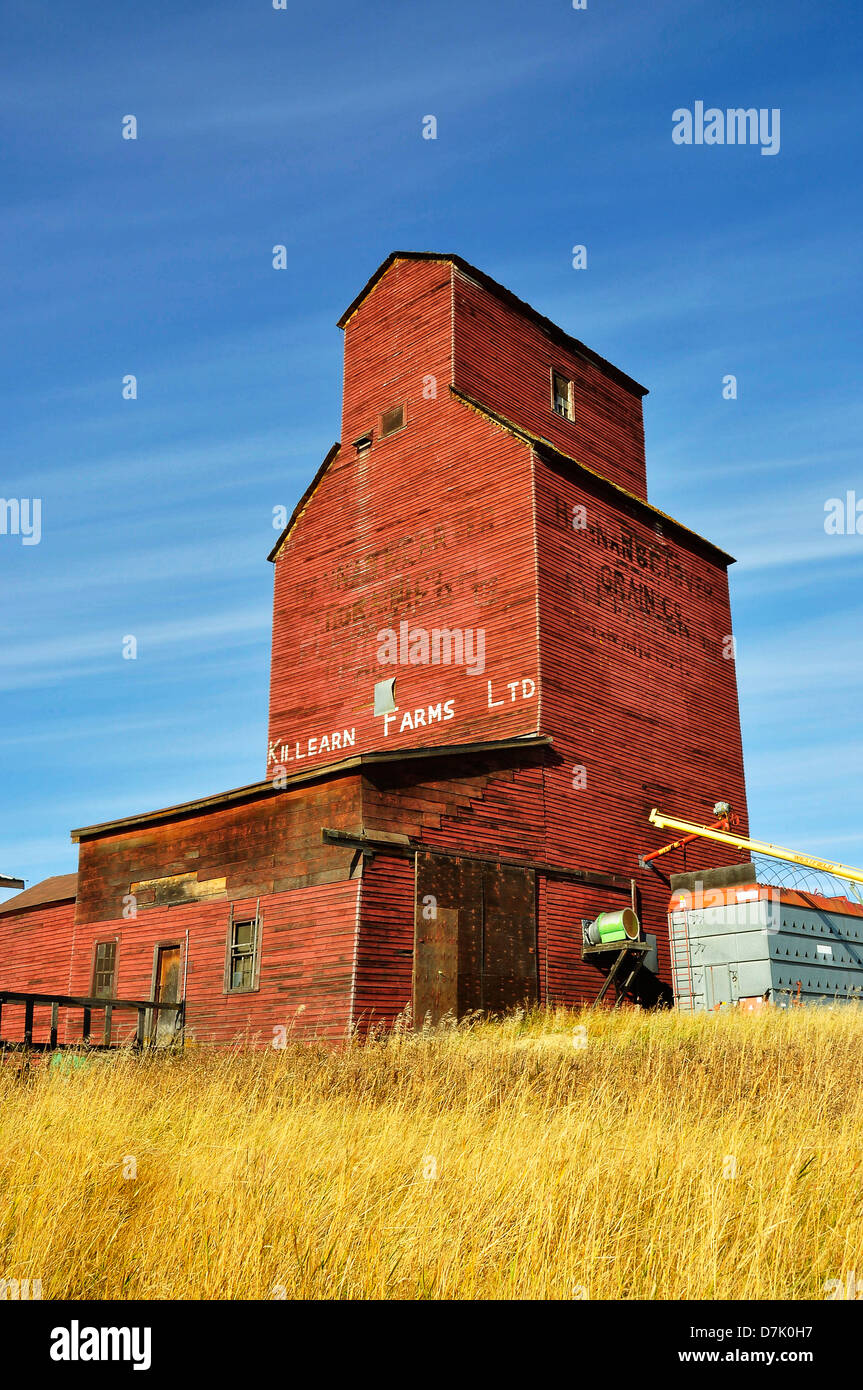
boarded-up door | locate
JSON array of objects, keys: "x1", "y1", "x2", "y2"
[
  {"x1": 482, "y1": 864, "x2": 537, "y2": 1013},
  {"x1": 153, "y1": 945, "x2": 182, "y2": 1044},
  {"x1": 413, "y1": 852, "x2": 537, "y2": 1024}
]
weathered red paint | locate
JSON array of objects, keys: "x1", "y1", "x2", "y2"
[{"x1": 0, "y1": 252, "x2": 750, "y2": 1040}]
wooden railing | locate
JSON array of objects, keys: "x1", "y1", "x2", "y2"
[{"x1": 0, "y1": 990, "x2": 185, "y2": 1052}]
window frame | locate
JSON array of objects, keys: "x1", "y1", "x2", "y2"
[
  {"x1": 91, "y1": 938, "x2": 119, "y2": 1000},
  {"x1": 550, "y1": 368, "x2": 574, "y2": 421},
  {"x1": 379, "y1": 403, "x2": 406, "y2": 438},
  {"x1": 224, "y1": 905, "x2": 263, "y2": 995}
]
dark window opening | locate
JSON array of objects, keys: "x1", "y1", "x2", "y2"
[
  {"x1": 552, "y1": 371, "x2": 573, "y2": 420},
  {"x1": 380, "y1": 404, "x2": 405, "y2": 437},
  {"x1": 93, "y1": 941, "x2": 117, "y2": 999},
  {"x1": 227, "y1": 917, "x2": 260, "y2": 993}
]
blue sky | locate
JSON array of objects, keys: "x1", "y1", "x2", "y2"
[{"x1": 1, "y1": 0, "x2": 861, "y2": 897}]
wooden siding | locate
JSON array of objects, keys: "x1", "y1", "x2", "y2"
[
  {"x1": 71, "y1": 881, "x2": 360, "y2": 1044},
  {"x1": 453, "y1": 267, "x2": 647, "y2": 500},
  {"x1": 353, "y1": 750, "x2": 548, "y2": 1029},
  {"x1": 533, "y1": 449, "x2": 749, "y2": 993},
  {"x1": 75, "y1": 774, "x2": 363, "y2": 925},
  {"x1": 340, "y1": 256, "x2": 453, "y2": 453},
  {"x1": 0, "y1": 899, "x2": 76, "y2": 996},
  {"x1": 352, "y1": 853, "x2": 414, "y2": 1030},
  {"x1": 0, "y1": 882, "x2": 361, "y2": 1045},
  {"x1": 267, "y1": 278, "x2": 541, "y2": 776},
  {"x1": 360, "y1": 748, "x2": 547, "y2": 855}
]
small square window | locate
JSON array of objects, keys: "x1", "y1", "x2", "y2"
[
  {"x1": 380, "y1": 404, "x2": 405, "y2": 437},
  {"x1": 551, "y1": 371, "x2": 573, "y2": 421}
]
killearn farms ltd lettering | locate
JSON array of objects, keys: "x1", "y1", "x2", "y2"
[{"x1": 268, "y1": 727, "x2": 356, "y2": 765}]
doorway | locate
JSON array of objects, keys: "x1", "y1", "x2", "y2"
[
  {"x1": 413, "y1": 852, "x2": 537, "y2": 1024},
  {"x1": 152, "y1": 944, "x2": 182, "y2": 1045}
]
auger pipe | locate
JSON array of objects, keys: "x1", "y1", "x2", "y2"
[{"x1": 648, "y1": 809, "x2": 863, "y2": 888}]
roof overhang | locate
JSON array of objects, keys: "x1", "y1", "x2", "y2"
[
  {"x1": 450, "y1": 386, "x2": 736, "y2": 567},
  {"x1": 71, "y1": 734, "x2": 553, "y2": 843},
  {"x1": 0, "y1": 873, "x2": 78, "y2": 916}
]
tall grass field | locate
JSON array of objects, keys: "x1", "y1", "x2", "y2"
[{"x1": 2, "y1": 1005, "x2": 862, "y2": 1300}]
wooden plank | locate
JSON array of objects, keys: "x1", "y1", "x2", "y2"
[
  {"x1": 594, "y1": 950, "x2": 628, "y2": 1007},
  {"x1": 324, "y1": 829, "x2": 631, "y2": 892},
  {"x1": 481, "y1": 863, "x2": 538, "y2": 1012}
]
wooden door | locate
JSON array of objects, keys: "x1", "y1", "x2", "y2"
[
  {"x1": 482, "y1": 864, "x2": 538, "y2": 1012},
  {"x1": 153, "y1": 945, "x2": 182, "y2": 1044},
  {"x1": 413, "y1": 853, "x2": 537, "y2": 1022}
]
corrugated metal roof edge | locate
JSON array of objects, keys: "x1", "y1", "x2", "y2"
[
  {"x1": 70, "y1": 734, "x2": 553, "y2": 843},
  {"x1": 668, "y1": 882, "x2": 863, "y2": 921},
  {"x1": 337, "y1": 252, "x2": 648, "y2": 399},
  {"x1": 450, "y1": 387, "x2": 736, "y2": 568}
]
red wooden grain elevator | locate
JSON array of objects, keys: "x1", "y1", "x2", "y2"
[{"x1": 0, "y1": 252, "x2": 749, "y2": 1044}]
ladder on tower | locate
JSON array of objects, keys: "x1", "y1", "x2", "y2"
[{"x1": 668, "y1": 905, "x2": 696, "y2": 1012}]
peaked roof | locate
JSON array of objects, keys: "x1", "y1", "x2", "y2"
[
  {"x1": 268, "y1": 441, "x2": 339, "y2": 562},
  {"x1": 336, "y1": 251, "x2": 648, "y2": 398},
  {"x1": 0, "y1": 872, "x2": 78, "y2": 915}
]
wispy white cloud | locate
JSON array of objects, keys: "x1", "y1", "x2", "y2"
[{"x1": 0, "y1": 606, "x2": 270, "y2": 692}]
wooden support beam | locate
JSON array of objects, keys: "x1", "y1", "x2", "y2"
[
  {"x1": 593, "y1": 950, "x2": 628, "y2": 1006},
  {"x1": 322, "y1": 829, "x2": 632, "y2": 892}
]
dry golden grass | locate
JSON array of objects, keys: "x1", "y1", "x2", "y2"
[{"x1": 2, "y1": 1004, "x2": 862, "y2": 1300}]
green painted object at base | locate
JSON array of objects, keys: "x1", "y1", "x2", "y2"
[
  {"x1": 595, "y1": 909, "x2": 639, "y2": 943},
  {"x1": 49, "y1": 1052, "x2": 90, "y2": 1072}
]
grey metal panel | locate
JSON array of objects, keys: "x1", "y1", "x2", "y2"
[
  {"x1": 670, "y1": 896, "x2": 863, "y2": 1011},
  {"x1": 643, "y1": 932, "x2": 659, "y2": 974},
  {"x1": 737, "y1": 959, "x2": 772, "y2": 998}
]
